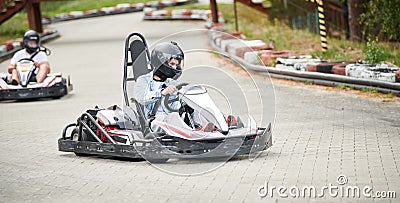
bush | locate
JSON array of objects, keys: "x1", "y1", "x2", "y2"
[{"x1": 362, "y1": 37, "x2": 386, "y2": 64}]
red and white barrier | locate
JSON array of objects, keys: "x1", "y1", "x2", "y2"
[
  {"x1": 42, "y1": 0, "x2": 193, "y2": 24},
  {"x1": 346, "y1": 64, "x2": 400, "y2": 83}
]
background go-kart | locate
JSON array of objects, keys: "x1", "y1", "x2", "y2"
[{"x1": 0, "y1": 11, "x2": 399, "y2": 202}]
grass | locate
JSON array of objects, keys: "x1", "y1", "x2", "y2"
[
  {"x1": 0, "y1": 0, "x2": 155, "y2": 43},
  {"x1": 335, "y1": 84, "x2": 354, "y2": 91},
  {"x1": 0, "y1": 12, "x2": 29, "y2": 43},
  {"x1": 304, "y1": 81, "x2": 313, "y2": 85},
  {"x1": 40, "y1": 0, "x2": 150, "y2": 17},
  {"x1": 1, "y1": 1, "x2": 399, "y2": 67},
  {"x1": 172, "y1": 2, "x2": 400, "y2": 66}
]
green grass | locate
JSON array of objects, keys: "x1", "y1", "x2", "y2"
[
  {"x1": 0, "y1": 12, "x2": 29, "y2": 43},
  {"x1": 386, "y1": 92, "x2": 394, "y2": 98},
  {"x1": 173, "y1": 2, "x2": 400, "y2": 66},
  {"x1": 335, "y1": 84, "x2": 354, "y2": 90},
  {"x1": 40, "y1": 0, "x2": 151, "y2": 16},
  {"x1": 2, "y1": 1, "x2": 400, "y2": 67},
  {"x1": 304, "y1": 81, "x2": 313, "y2": 85},
  {"x1": 336, "y1": 84, "x2": 347, "y2": 89},
  {"x1": 0, "y1": 0, "x2": 156, "y2": 43}
]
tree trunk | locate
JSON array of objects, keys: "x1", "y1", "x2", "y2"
[{"x1": 347, "y1": 0, "x2": 366, "y2": 41}]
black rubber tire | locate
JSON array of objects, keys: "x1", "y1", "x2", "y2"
[
  {"x1": 71, "y1": 127, "x2": 94, "y2": 156},
  {"x1": 71, "y1": 127, "x2": 80, "y2": 141},
  {"x1": 71, "y1": 127, "x2": 95, "y2": 142}
]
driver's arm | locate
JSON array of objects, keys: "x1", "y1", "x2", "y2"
[
  {"x1": 8, "y1": 53, "x2": 18, "y2": 73},
  {"x1": 38, "y1": 61, "x2": 50, "y2": 73},
  {"x1": 8, "y1": 64, "x2": 16, "y2": 73},
  {"x1": 134, "y1": 76, "x2": 162, "y2": 105}
]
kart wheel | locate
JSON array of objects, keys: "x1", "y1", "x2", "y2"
[
  {"x1": 71, "y1": 127, "x2": 95, "y2": 142},
  {"x1": 71, "y1": 127, "x2": 96, "y2": 157},
  {"x1": 71, "y1": 127, "x2": 79, "y2": 141},
  {"x1": 144, "y1": 133, "x2": 169, "y2": 163}
]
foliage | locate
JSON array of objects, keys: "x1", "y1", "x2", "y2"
[
  {"x1": 304, "y1": 81, "x2": 313, "y2": 85},
  {"x1": 362, "y1": 37, "x2": 386, "y2": 64},
  {"x1": 0, "y1": 0, "x2": 154, "y2": 42},
  {"x1": 359, "y1": 0, "x2": 400, "y2": 41}
]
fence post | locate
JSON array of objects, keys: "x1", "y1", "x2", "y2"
[
  {"x1": 209, "y1": 0, "x2": 219, "y2": 24},
  {"x1": 306, "y1": 0, "x2": 327, "y2": 52},
  {"x1": 26, "y1": 1, "x2": 43, "y2": 33},
  {"x1": 316, "y1": 0, "x2": 328, "y2": 52}
]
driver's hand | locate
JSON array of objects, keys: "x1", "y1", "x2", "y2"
[
  {"x1": 33, "y1": 61, "x2": 40, "y2": 67},
  {"x1": 161, "y1": 85, "x2": 177, "y2": 95}
]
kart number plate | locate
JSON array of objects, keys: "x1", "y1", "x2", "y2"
[{"x1": 19, "y1": 64, "x2": 31, "y2": 72}]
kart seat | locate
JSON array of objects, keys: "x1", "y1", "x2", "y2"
[
  {"x1": 128, "y1": 38, "x2": 152, "y2": 134},
  {"x1": 130, "y1": 40, "x2": 151, "y2": 81}
]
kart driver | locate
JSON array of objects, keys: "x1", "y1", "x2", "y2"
[
  {"x1": 8, "y1": 30, "x2": 50, "y2": 85},
  {"x1": 134, "y1": 41, "x2": 183, "y2": 123}
]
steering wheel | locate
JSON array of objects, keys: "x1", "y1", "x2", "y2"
[
  {"x1": 17, "y1": 58, "x2": 35, "y2": 63},
  {"x1": 163, "y1": 83, "x2": 189, "y2": 112}
]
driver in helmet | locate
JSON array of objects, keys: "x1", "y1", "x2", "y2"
[
  {"x1": 134, "y1": 41, "x2": 183, "y2": 121},
  {"x1": 7, "y1": 30, "x2": 50, "y2": 85}
]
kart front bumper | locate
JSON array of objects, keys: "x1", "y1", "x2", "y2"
[{"x1": 0, "y1": 81, "x2": 72, "y2": 100}]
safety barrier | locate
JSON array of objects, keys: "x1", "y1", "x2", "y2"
[
  {"x1": 142, "y1": 8, "x2": 224, "y2": 23},
  {"x1": 41, "y1": 0, "x2": 195, "y2": 25},
  {"x1": 208, "y1": 29, "x2": 400, "y2": 95}
]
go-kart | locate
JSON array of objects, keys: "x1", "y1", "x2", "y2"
[
  {"x1": 58, "y1": 33, "x2": 272, "y2": 162},
  {"x1": 0, "y1": 47, "x2": 72, "y2": 100}
]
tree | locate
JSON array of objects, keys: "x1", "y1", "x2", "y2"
[
  {"x1": 347, "y1": 0, "x2": 367, "y2": 41},
  {"x1": 359, "y1": 0, "x2": 400, "y2": 41}
]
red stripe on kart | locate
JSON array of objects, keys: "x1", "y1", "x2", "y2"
[
  {"x1": 44, "y1": 77, "x2": 57, "y2": 87},
  {"x1": 152, "y1": 120, "x2": 192, "y2": 138}
]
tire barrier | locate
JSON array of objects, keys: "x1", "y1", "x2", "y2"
[
  {"x1": 143, "y1": 9, "x2": 224, "y2": 23},
  {"x1": 41, "y1": 0, "x2": 195, "y2": 25},
  {"x1": 346, "y1": 64, "x2": 400, "y2": 83},
  {"x1": 208, "y1": 29, "x2": 400, "y2": 95},
  {"x1": 331, "y1": 62, "x2": 351, "y2": 76},
  {"x1": 0, "y1": 30, "x2": 59, "y2": 63},
  {"x1": 305, "y1": 62, "x2": 350, "y2": 74}
]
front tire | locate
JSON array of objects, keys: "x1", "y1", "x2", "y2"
[
  {"x1": 144, "y1": 133, "x2": 169, "y2": 163},
  {"x1": 71, "y1": 127, "x2": 94, "y2": 156}
]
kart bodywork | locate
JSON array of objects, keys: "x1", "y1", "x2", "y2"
[
  {"x1": 58, "y1": 33, "x2": 271, "y2": 162},
  {"x1": 0, "y1": 50, "x2": 72, "y2": 100}
]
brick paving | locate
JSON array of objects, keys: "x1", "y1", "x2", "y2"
[{"x1": 0, "y1": 12, "x2": 399, "y2": 202}]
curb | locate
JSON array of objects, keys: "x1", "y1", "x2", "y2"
[
  {"x1": 142, "y1": 9, "x2": 224, "y2": 28},
  {"x1": 0, "y1": 30, "x2": 60, "y2": 63},
  {"x1": 208, "y1": 29, "x2": 400, "y2": 96},
  {"x1": 42, "y1": 0, "x2": 196, "y2": 25},
  {"x1": 142, "y1": 8, "x2": 223, "y2": 21}
]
